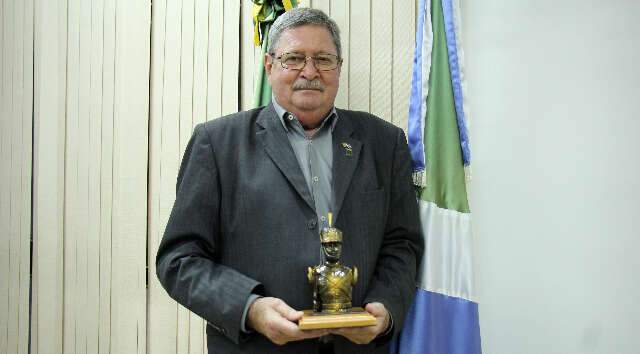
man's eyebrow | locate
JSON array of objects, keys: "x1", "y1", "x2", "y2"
[{"x1": 281, "y1": 50, "x2": 337, "y2": 56}]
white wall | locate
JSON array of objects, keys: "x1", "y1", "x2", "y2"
[{"x1": 463, "y1": 1, "x2": 640, "y2": 353}]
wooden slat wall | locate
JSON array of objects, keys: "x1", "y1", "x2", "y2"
[
  {"x1": 31, "y1": 0, "x2": 150, "y2": 354},
  {"x1": 1, "y1": 0, "x2": 33, "y2": 353},
  {"x1": 147, "y1": 1, "x2": 240, "y2": 354},
  {"x1": 33, "y1": 1, "x2": 67, "y2": 353},
  {"x1": 5, "y1": 1, "x2": 415, "y2": 354}
]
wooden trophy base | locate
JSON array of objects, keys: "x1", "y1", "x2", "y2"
[{"x1": 298, "y1": 307, "x2": 377, "y2": 330}]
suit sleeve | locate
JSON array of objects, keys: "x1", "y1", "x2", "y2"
[
  {"x1": 156, "y1": 124, "x2": 264, "y2": 344},
  {"x1": 363, "y1": 127, "x2": 424, "y2": 343}
]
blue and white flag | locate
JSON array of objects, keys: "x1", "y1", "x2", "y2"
[{"x1": 392, "y1": 0, "x2": 481, "y2": 353}]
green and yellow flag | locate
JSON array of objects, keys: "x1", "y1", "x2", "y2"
[{"x1": 252, "y1": 0, "x2": 298, "y2": 107}]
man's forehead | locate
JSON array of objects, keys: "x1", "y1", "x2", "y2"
[{"x1": 275, "y1": 25, "x2": 337, "y2": 54}]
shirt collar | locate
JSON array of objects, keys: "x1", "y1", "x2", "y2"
[{"x1": 272, "y1": 97, "x2": 338, "y2": 133}]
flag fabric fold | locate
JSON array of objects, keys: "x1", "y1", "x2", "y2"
[
  {"x1": 393, "y1": 0, "x2": 481, "y2": 353},
  {"x1": 252, "y1": 0, "x2": 298, "y2": 107}
]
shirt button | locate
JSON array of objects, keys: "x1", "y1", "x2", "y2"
[
  {"x1": 287, "y1": 114, "x2": 294, "y2": 121},
  {"x1": 308, "y1": 219, "x2": 317, "y2": 229},
  {"x1": 320, "y1": 216, "x2": 326, "y2": 222},
  {"x1": 312, "y1": 176, "x2": 319, "y2": 183}
]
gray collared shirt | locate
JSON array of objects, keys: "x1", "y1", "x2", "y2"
[{"x1": 272, "y1": 98, "x2": 337, "y2": 230}]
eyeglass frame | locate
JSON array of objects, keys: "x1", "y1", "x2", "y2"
[{"x1": 269, "y1": 52, "x2": 343, "y2": 71}]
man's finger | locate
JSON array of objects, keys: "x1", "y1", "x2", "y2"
[
  {"x1": 365, "y1": 302, "x2": 386, "y2": 317},
  {"x1": 273, "y1": 299, "x2": 304, "y2": 322},
  {"x1": 276, "y1": 323, "x2": 329, "y2": 342}
]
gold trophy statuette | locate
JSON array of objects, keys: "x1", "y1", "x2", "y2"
[{"x1": 298, "y1": 213, "x2": 377, "y2": 330}]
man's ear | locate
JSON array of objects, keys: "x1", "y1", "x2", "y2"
[{"x1": 264, "y1": 53, "x2": 273, "y2": 76}]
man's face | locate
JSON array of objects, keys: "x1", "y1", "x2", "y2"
[
  {"x1": 265, "y1": 25, "x2": 341, "y2": 126},
  {"x1": 323, "y1": 242, "x2": 341, "y2": 262}
]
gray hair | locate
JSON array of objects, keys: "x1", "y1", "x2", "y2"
[{"x1": 267, "y1": 7, "x2": 342, "y2": 58}]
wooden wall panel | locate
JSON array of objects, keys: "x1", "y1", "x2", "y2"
[
  {"x1": 221, "y1": 0, "x2": 240, "y2": 115},
  {"x1": 63, "y1": 0, "x2": 80, "y2": 352},
  {"x1": 206, "y1": 0, "x2": 223, "y2": 119},
  {"x1": 370, "y1": 0, "x2": 393, "y2": 121},
  {"x1": 1, "y1": 0, "x2": 13, "y2": 352},
  {"x1": 8, "y1": 3, "x2": 19, "y2": 349},
  {"x1": 109, "y1": 0, "x2": 150, "y2": 353},
  {"x1": 147, "y1": 0, "x2": 180, "y2": 353},
  {"x1": 99, "y1": 0, "x2": 116, "y2": 352},
  {"x1": 240, "y1": 0, "x2": 256, "y2": 110},
  {"x1": 148, "y1": 1, "x2": 241, "y2": 354},
  {"x1": 33, "y1": 0, "x2": 67, "y2": 353},
  {"x1": 0, "y1": 1, "x2": 33, "y2": 353},
  {"x1": 0, "y1": 0, "x2": 10, "y2": 350},
  {"x1": 348, "y1": 0, "x2": 371, "y2": 112},
  {"x1": 18, "y1": 2, "x2": 33, "y2": 354},
  {"x1": 329, "y1": 0, "x2": 349, "y2": 109},
  {"x1": 31, "y1": 0, "x2": 150, "y2": 353},
  {"x1": 87, "y1": 0, "x2": 105, "y2": 353}
]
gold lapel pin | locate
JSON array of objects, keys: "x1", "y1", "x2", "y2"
[{"x1": 341, "y1": 142, "x2": 353, "y2": 156}]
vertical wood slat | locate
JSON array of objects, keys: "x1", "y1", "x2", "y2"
[
  {"x1": 88, "y1": 0, "x2": 105, "y2": 353},
  {"x1": 33, "y1": 0, "x2": 67, "y2": 353},
  {"x1": 147, "y1": 0, "x2": 178, "y2": 353},
  {"x1": 6, "y1": 3, "x2": 17, "y2": 352},
  {"x1": 110, "y1": 0, "x2": 151, "y2": 353},
  {"x1": 76, "y1": 0, "x2": 92, "y2": 352},
  {"x1": 63, "y1": 0, "x2": 80, "y2": 352},
  {"x1": 100, "y1": 0, "x2": 116, "y2": 353},
  {"x1": 19, "y1": 1, "x2": 34, "y2": 353},
  {"x1": 348, "y1": 0, "x2": 370, "y2": 112},
  {"x1": 370, "y1": 0, "x2": 392, "y2": 122},
  {"x1": 1, "y1": 0, "x2": 12, "y2": 353},
  {"x1": 207, "y1": 0, "x2": 223, "y2": 119},
  {"x1": 193, "y1": 0, "x2": 209, "y2": 127},
  {"x1": 392, "y1": 0, "x2": 415, "y2": 132},
  {"x1": 10, "y1": 2, "x2": 23, "y2": 352},
  {"x1": 155, "y1": 0, "x2": 183, "y2": 351},
  {"x1": 221, "y1": 0, "x2": 240, "y2": 115},
  {"x1": 239, "y1": 0, "x2": 256, "y2": 111},
  {"x1": 0, "y1": 1, "x2": 7, "y2": 352},
  {"x1": 330, "y1": 0, "x2": 348, "y2": 109},
  {"x1": 2, "y1": 0, "x2": 33, "y2": 352},
  {"x1": 9, "y1": 0, "x2": 21, "y2": 351}
]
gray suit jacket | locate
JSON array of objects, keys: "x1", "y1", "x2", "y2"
[{"x1": 156, "y1": 104, "x2": 423, "y2": 354}]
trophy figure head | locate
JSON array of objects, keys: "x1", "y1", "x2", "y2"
[{"x1": 320, "y1": 213, "x2": 343, "y2": 264}]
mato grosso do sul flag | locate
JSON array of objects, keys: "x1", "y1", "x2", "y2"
[{"x1": 392, "y1": 0, "x2": 481, "y2": 353}]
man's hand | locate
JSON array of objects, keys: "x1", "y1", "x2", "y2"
[
  {"x1": 247, "y1": 297, "x2": 329, "y2": 345},
  {"x1": 329, "y1": 302, "x2": 390, "y2": 345}
]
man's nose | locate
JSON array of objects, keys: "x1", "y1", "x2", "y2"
[{"x1": 299, "y1": 58, "x2": 320, "y2": 79}]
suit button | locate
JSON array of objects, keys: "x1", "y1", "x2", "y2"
[{"x1": 308, "y1": 219, "x2": 317, "y2": 229}]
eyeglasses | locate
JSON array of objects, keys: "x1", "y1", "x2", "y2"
[{"x1": 271, "y1": 52, "x2": 342, "y2": 71}]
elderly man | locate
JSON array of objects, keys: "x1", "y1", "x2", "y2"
[{"x1": 156, "y1": 7, "x2": 422, "y2": 354}]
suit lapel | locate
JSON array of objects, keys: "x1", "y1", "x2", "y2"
[
  {"x1": 255, "y1": 104, "x2": 316, "y2": 212},
  {"x1": 332, "y1": 112, "x2": 362, "y2": 224}
]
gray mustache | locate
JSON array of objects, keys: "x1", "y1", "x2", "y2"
[{"x1": 292, "y1": 80, "x2": 325, "y2": 91}]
